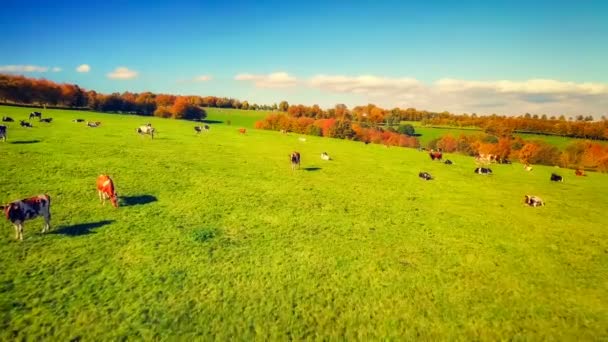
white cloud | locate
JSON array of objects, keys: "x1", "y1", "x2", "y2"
[
  {"x1": 310, "y1": 74, "x2": 422, "y2": 96},
  {"x1": 51, "y1": 67, "x2": 62, "y2": 72},
  {"x1": 76, "y1": 64, "x2": 91, "y2": 73},
  {"x1": 194, "y1": 75, "x2": 212, "y2": 82},
  {"x1": 235, "y1": 72, "x2": 297, "y2": 88},
  {"x1": 107, "y1": 67, "x2": 138, "y2": 80},
  {"x1": 0, "y1": 65, "x2": 49, "y2": 73},
  {"x1": 436, "y1": 78, "x2": 608, "y2": 96}
]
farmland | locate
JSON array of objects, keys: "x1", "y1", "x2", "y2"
[{"x1": 0, "y1": 105, "x2": 607, "y2": 340}]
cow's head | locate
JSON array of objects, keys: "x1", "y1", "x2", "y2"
[{"x1": 110, "y1": 192, "x2": 119, "y2": 208}]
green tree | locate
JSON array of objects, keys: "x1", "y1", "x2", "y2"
[{"x1": 279, "y1": 101, "x2": 289, "y2": 112}]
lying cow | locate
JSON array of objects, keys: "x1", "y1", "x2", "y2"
[
  {"x1": 39, "y1": 118, "x2": 53, "y2": 123},
  {"x1": 419, "y1": 172, "x2": 433, "y2": 180},
  {"x1": 137, "y1": 124, "x2": 155, "y2": 139},
  {"x1": 444, "y1": 159, "x2": 453, "y2": 165},
  {"x1": 96, "y1": 174, "x2": 118, "y2": 208},
  {"x1": 575, "y1": 169, "x2": 586, "y2": 176},
  {"x1": 72, "y1": 119, "x2": 85, "y2": 123},
  {"x1": 0, "y1": 125, "x2": 6, "y2": 141},
  {"x1": 87, "y1": 121, "x2": 101, "y2": 127},
  {"x1": 524, "y1": 195, "x2": 545, "y2": 207},
  {"x1": 524, "y1": 164, "x2": 533, "y2": 171},
  {"x1": 20, "y1": 120, "x2": 32, "y2": 128},
  {"x1": 290, "y1": 152, "x2": 301, "y2": 170},
  {"x1": 429, "y1": 150, "x2": 442, "y2": 161},
  {"x1": 194, "y1": 125, "x2": 209, "y2": 134},
  {"x1": 1, "y1": 194, "x2": 51, "y2": 240},
  {"x1": 238, "y1": 128, "x2": 247, "y2": 135},
  {"x1": 2, "y1": 116, "x2": 14, "y2": 122},
  {"x1": 550, "y1": 173, "x2": 563, "y2": 182},
  {"x1": 474, "y1": 167, "x2": 492, "y2": 175},
  {"x1": 321, "y1": 152, "x2": 331, "y2": 161},
  {"x1": 29, "y1": 112, "x2": 42, "y2": 120}
]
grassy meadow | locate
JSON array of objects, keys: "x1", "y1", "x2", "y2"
[{"x1": 0, "y1": 105, "x2": 607, "y2": 340}]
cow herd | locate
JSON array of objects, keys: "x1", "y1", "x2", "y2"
[{"x1": 0, "y1": 111, "x2": 595, "y2": 240}]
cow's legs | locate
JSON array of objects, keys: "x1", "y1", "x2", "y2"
[
  {"x1": 16, "y1": 224, "x2": 24, "y2": 241},
  {"x1": 98, "y1": 190, "x2": 105, "y2": 205},
  {"x1": 42, "y1": 212, "x2": 51, "y2": 233}
]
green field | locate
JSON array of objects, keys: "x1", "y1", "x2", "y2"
[{"x1": 1, "y1": 105, "x2": 607, "y2": 340}]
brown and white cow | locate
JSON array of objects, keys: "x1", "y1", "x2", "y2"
[
  {"x1": 524, "y1": 195, "x2": 545, "y2": 207},
  {"x1": 290, "y1": 152, "x2": 301, "y2": 170},
  {"x1": 429, "y1": 150, "x2": 442, "y2": 161},
  {"x1": 96, "y1": 175, "x2": 118, "y2": 208},
  {"x1": 1, "y1": 194, "x2": 51, "y2": 240}
]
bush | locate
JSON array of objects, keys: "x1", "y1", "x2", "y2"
[{"x1": 397, "y1": 124, "x2": 415, "y2": 136}]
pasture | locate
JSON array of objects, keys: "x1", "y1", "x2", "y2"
[{"x1": 0, "y1": 105, "x2": 607, "y2": 340}]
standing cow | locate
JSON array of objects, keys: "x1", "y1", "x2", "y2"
[
  {"x1": 137, "y1": 124, "x2": 155, "y2": 139},
  {"x1": 96, "y1": 175, "x2": 119, "y2": 208},
  {"x1": 429, "y1": 150, "x2": 443, "y2": 161},
  {"x1": 550, "y1": 173, "x2": 563, "y2": 182},
  {"x1": 1, "y1": 194, "x2": 51, "y2": 240},
  {"x1": 0, "y1": 125, "x2": 6, "y2": 142},
  {"x1": 290, "y1": 152, "x2": 301, "y2": 170},
  {"x1": 29, "y1": 112, "x2": 42, "y2": 120}
]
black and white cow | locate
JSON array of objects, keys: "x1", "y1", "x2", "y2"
[
  {"x1": 194, "y1": 125, "x2": 209, "y2": 134},
  {"x1": 137, "y1": 124, "x2": 155, "y2": 139},
  {"x1": 524, "y1": 195, "x2": 544, "y2": 207},
  {"x1": 39, "y1": 118, "x2": 53, "y2": 123},
  {"x1": 2, "y1": 116, "x2": 14, "y2": 122},
  {"x1": 474, "y1": 167, "x2": 492, "y2": 175},
  {"x1": 0, "y1": 125, "x2": 6, "y2": 142},
  {"x1": 290, "y1": 152, "x2": 301, "y2": 170},
  {"x1": 444, "y1": 159, "x2": 453, "y2": 165},
  {"x1": 419, "y1": 172, "x2": 433, "y2": 180},
  {"x1": 72, "y1": 119, "x2": 85, "y2": 123},
  {"x1": 550, "y1": 173, "x2": 563, "y2": 182},
  {"x1": 29, "y1": 112, "x2": 42, "y2": 120},
  {"x1": 1, "y1": 194, "x2": 51, "y2": 240},
  {"x1": 20, "y1": 120, "x2": 32, "y2": 128},
  {"x1": 321, "y1": 152, "x2": 331, "y2": 161}
]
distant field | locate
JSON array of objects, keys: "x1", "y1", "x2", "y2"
[{"x1": 1, "y1": 105, "x2": 607, "y2": 340}]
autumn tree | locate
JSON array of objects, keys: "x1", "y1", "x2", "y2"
[{"x1": 279, "y1": 101, "x2": 289, "y2": 112}]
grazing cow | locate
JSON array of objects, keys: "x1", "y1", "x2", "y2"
[
  {"x1": 429, "y1": 150, "x2": 442, "y2": 161},
  {"x1": 0, "y1": 125, "x2": 6, "y2": 141},
  {"x1": 72, "y1": 119, "x2": 85, "y2": 123},
  {"x1": 204, "y1": 125, "x2": 209, "y2": 131},
  {"x1": 39, "y1": 118, "x2": 53, "y2": 123},
  {"x1": 194, "y1": 126, "x2": 203, "y2": 134},
  {"x1": 474, "y1": 167, "x2": 492, "y2": 175},
  {"x1": 1, "y1": 194, "x2": 51, "y2": 241},
  {"x1": 2, "y1": 116, "x2": 14, "y2": 122},
  {"x1": 137, "y1": 125, "x2": 155, "y2": 139},
  {"x1": 96, "y1": 175, "x2": 118, "y2": 208},
  {"x1": 524, "y1": 195, "x2": 545, "y2": 207},
  {"x1": 238, "y1": 128, "x2": 247, "y2": 134},
  {"x1": 550, "y1": 173, "x2": 563, "y2": 182},
  {"x1": 419, "y1": 172, "x2": 433, "y2": 180},
  {"x1": 444, "y1": 159, "x2": 453, "y2": 165},
  {"x1": 575, "y1": 169, "x2": 586, "y2": 176},
  {"x1": 290, "y1": 152, "x2": 301, "y2": 170},
  {"x1": 29, "y1": 112, "x2": 42, "y2": 120},
  {"x1": 20, "y1": 120, "x2": 32, "y2": 128},
  {"x1": 321, "y1": 152, "x2": 331, "y2": 161},
  {"x1": 87, "y1": 121, "x2": 101, "y2": 127}
]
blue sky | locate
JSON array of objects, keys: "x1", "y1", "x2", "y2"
[{"x1": 1, "y1": 0, "x2": 607, "y2": 115}]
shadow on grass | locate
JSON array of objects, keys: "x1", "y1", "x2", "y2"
[
  {"x1": 52, "y1": 220, "x2": 114, "y2": 236},
  {"x1": 302, "y1": 167, "x2": 321, "y2": 171},
  {"x1": 10, "y1": 140, "x2": 40, "y2": 144},
  {"x1": 201, "y1": 119, "x2": 223, "y2": 124},
  {"x1": 120, "y1": 194, "x2": 157, "y2": 207}
]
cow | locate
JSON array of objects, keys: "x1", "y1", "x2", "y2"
[
  {"x1": 575, "y1": 169, "x2": 586, "y2": 176},
  {"x1": 29, "y1": 112, "x2": 42, "y2": 120},
  {"x1": 96, "y1": 175, "x2": 118, "y2": 208},
  {"x1": 20, "y1": 120, "x2": 32, "y2": 128},
  {"x1": 87, "y1": 121, "x2": 101, "y2": 127},
  {"x1": 280, "y1": 129, "x2": 287, "y2": 134},
  {"x1": 290, "y1": 152, "x2": 301, "y2": 170},
  {"x1": 72, "y1": 119, "x2": 85, "y2": 123},
  {"x1": 474, "y1": 167, "x2": 492, "y2": 175},
  {"x1": 429, "y1": 150, "x2": 442, "y2": 161},
  {"x1": 299, "y1": 137, "x2": 307, "y2": 142},
  {"x1": 524, "y1": 164, "x2": 533, "y2": 171},
  {"x1": 321, "y1": 152, "x2": 331, "y2": 161},
  {"x1": 238, "y1": 128, "x2": 247, "y2": 135},
  {"x1": 39, "y1": 118, "x2": 53, "y2": 123},
  {"x1": 419, "y1": 172, "x2": 433, "y2": 180},
  {"x1": 0, "y1": 125, "x2": 6, "y2": 142},
  {"x1": 2, "y1": 116, "x2": 14, "y2": 122},
  {"x1": 1, "y1": 194, "x2": 51, "y2": 241},
  {"x1": 444, "y1": 159, "x2": 453, "y2": 165},
  {"x1": 550, "y1": 173, "x2": 563, "y2": 182},
  {"x1": 137, "y1": 124, "x2": 155, "y2": 139},
  {"x1": 194, "y1": 126, "x2": 203, "y2": 134},
  {"x1": 524, "y1": 195, "x2": 545, "y2": 207},
  {"x1": 204, "y1": 125, "x2": 210, "y2": 131}
]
